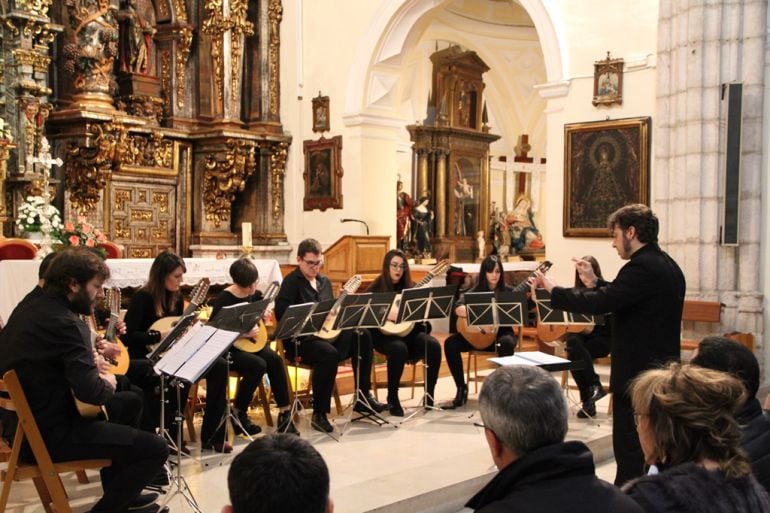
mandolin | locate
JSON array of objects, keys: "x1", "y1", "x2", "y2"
[
  {"x1": 150, "y1": 277, "x2": 210, "y2": 333},
  {"x1": 457, "y1": 260, "x2": 553, "y2": 350},
  {"x1": 102, "y1": 287, "x2": 129, "y2": 375},
  {"x1": 379, "y1": 260, "x2": 450, "y2": 337},
  {"x1": 74, "y1": 325, "x2": 110, "y2": 419},
  {"x1": 315, "y1": 275, "x2": 362, "y2": 341},
  {"x1": 233, "y1": 281, "x2": 281, "y2": 353}
]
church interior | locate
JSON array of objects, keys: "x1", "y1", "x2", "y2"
[{"x1": 0, "y1": 0, "x2": 769, "y2": 512}]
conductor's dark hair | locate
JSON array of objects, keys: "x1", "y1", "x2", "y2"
[
  {"x1": 43, "y1": 248, "x2": 110, "y2": 296},
  {"x1": 297, "y1": 238, "x2": 322, "y2": 258},
  {"x1": 229, "y1": 257, "x2": 259, "y2": 288},
  {"x1": 228, "y1": 434, "x2": 329, "y2": 513},
  {"x1": 607, "y1": 203, "x2": 659, "y2": 244}
]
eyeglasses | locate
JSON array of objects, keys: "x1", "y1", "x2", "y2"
[
  {"x1": 302, "y1": 259, "x2": 323, "y2": 268},
  {"x1": 389, "y1": 263, "x2": 407, "y2": 270},
  {"x1": 633, "y1": 412, "x2": 648, "y2": 427},
  {"x1": 472, "y1": 422, "x2": 487, "y2": 429}
]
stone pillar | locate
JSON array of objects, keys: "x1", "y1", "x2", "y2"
[
  {"x1": 656, "y1": 0, "x2": 767, "y2": 358},
  {"x1": 417, "y1": 149, "x2": 429, "y2": 198},
  {"x1": 435, "y1": 149, "x2": 447, "y2": 237}
]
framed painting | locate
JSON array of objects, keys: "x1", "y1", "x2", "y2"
[
  {"x1": 592, "y1": 52, "x2": 623, "y2": 106},
  {"x1": 563, "y1": 117, "x2": 650, "y2": 237},
  {"x1": 303, "y1": 136, "x2": 343, "y2": 211},
  {"x1": 312, "y1": 93, "x2": 330, "y2": 133}
]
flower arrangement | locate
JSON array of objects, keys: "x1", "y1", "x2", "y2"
[
  {"x1": 58, "y1": 216, "x2": 108, "y2": 251},
  {"x1": 15, "y1": 195, "x2": 62, "y2": 234}
]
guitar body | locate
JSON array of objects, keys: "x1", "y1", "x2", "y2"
[
  {"x1": 456, "y1": 316, "x2": 497, "y2": 350},
  {"x1": 317, "y1": 275, "x2": 362, "y2": 342},
  {"x1": 149, "y1": 315, "x2": 179, "y2": 333},
  {"x1": 537, "y1": 323, "x2": 594, "y2": 343},
  {"x1": 233, "y1": 320, "x2": 269, "y2": 353},
  {"x1": 108, "y1": 337, "x2": 130, "y2": 375},
  {"x1": 74, "y1": 396, "x2": 105, "y2": 418}
]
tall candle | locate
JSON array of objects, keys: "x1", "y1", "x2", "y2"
[{"x1": 242, "y1": 222, "x2": 252, "y2": 247}]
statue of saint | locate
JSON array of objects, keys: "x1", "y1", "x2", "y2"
[
  {"x1": 412, "y1": 195, "x2": 433, "y2": 257},
  {"x1": 396, "y1": 179, "x2": 412, "y2": 251},
  {"x1": 118, "y1": 0, "x2": 156, "y2": 75}
]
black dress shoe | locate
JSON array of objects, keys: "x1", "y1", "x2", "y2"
[
  {"x1": 577, "y1": 385, "x2": 606, "y2": 418},
  {"x1": 452, "y1": 385, "x2": 468, "y2": 408},
  {"x1": 367, "y1": 394, "x2": 388, "y2": 413},
  {"x1": 388, "y1": 396, "x2": 404, "y2": 417},
  {"x1": 234, "y1": 412, "x2": 262, "y2": 436},
  {"x1": 277, "y1": 410, "x2": 300, "y2": 435},
  {"x1": 147, "y1": 469, "x2": 169, "y2": 488},
  {"x1": 129, "y1": 492, "x2": 158, "y2": 509},
  {"x1": 311, "y1": 412, "x2": 334, "y2": 433}
]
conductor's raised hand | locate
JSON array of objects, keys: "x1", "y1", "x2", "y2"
[
  {"x1": 533, "y1": 270, "x2": 557, "y2": 293},
  {"x1": 572, "y1": 257, "x2": 597, "y2": 288}
]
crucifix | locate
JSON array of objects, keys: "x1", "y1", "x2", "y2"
[
  {"x1": 510, "y1": 134, "x2": 546, "y2": 213},
  {"x1": 29, "y1": 136, "x2": 63, "y2": 257}
]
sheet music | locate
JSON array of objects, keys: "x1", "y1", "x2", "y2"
[
  {"x1": 153, "y1": 321, "x2": 203, "y2": 375},
  {"x1": 489, "y1": 351, "x2": 570, "y2": 367},
  {"x1": 175, "y1": 327, "x2": 239, "y2": 382}
]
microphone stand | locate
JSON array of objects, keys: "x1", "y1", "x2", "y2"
[{"x1": 340, "y1": 218, "x2": 370, "y2": 235}]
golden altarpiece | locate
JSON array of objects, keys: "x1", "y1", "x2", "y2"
[
  {"x1": 0, "y1": 0, "x2": 291, "y2": 259},
  {"x1": 407, "y1": 47, "x2": 499, "y2": 262}
]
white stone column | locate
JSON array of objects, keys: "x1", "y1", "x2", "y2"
[{"x1": 656, "y1": 0, "x2": 767, "y2": 365}]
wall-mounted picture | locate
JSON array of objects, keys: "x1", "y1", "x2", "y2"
[
  {"x1": 563, "y1": 117, "x2": 650, "y2": 237},
  {"x1": 592, "y1": 52, "x2": 623, "y2": 106},
  {"x1": 312, "y1": 93, "x2": 330, "y2": 133},
  {"x1": 304, "y1": 135, "x2": 343, "y2": 211}
]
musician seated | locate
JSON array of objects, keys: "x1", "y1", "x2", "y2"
[
  {"x1": 0, "y1": 248, "x2": 168, "y2": 513},
  {"x1": 366, "y1": 249, "x2": 441, "y2": 416},
  {"x1": 564, "y1": 256, "x2": 610, "y2": 418},
  {"x1": 444, "y1": 255, "x2": 517, "y2": 408},
  {"x1": 209, "y1": 257, "x2": 299, "y2": 435},
  {"x1": 274, "y1": 238, "x2": 387, "y2": 433},
  {"x1": 123, "y1": 251, "x2": 231, "y2": 453},
  {"x1": 224, "y1": 433, "x2": 332, "y2": 513}
]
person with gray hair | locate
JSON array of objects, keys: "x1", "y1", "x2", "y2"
[{"x1": 465, "y1": 365, "x2": 644, "y2": 513}]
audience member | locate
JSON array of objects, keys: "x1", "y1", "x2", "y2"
[
  {"x1": 466, "y1": 365, "x2": 644, "y2": 513},
  {"x1": 223, "y1": 433, "x2": 332, "y2": 513},
  {"x1": 691, "y1": 336, "x2": 770, "y2": 493},
  {"x1": 623, "y1": 363, "x2": 770, "y2": 513}
]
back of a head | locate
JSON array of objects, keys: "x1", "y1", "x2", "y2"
[
  {"x1": 43, "y1": 247, "x2": 110, "y2": 297},
  {"x1": 38, "y1": 251, "x2": 59, "y2": 280},
  {"x1": 228, "y1": 434, "x2": 329, "y2": 513},
  {"x1": 229, "y1": 257, "x2": 259, "y2": 288},
  {"x1": 691, "y1": 336, "x2": 760, "y2": 399},
  {"x1": 607, "y1": 203, "x2": 659, "y2": 244},
  {"x1": 631, "y1": 363, "x2": 750, "y2": 478},
  {"x1": 479, "y1": 365, "x2": 568, "y2": 456}
]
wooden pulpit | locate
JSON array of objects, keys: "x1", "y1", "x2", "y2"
[{"x1": 323, "y1": 236, "x2": 390, "y2": 294}]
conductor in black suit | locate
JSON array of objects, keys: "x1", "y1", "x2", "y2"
[
  {"x1": 535, "y1": 204, "x2": 686, "y2": 485},
  {"x1": 0, "y1": 248, "x2": 168, "y2": 513}
]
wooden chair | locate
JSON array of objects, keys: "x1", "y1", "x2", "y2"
[
  {"x1": 100, "y1": 240, "x2": 123, "y2": 259},
  {"x1": 275, "y1": 339, "x2": 343, "y2": 416},
  {"x1": 0, "y1": 238, "x2": 38, "y2": 260},
  {"x1": 680, "y1": 300, "x2": 723, "y2": 351},
  {"x1": 0, "y1": 370, "x2": 111, "y2": 513}
]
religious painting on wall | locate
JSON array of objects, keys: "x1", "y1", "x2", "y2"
[
  {"x1": 312, "y1": 93, "x2": 330, "y2": 133},
  {"x1": 592, "y1": 52, "x2": 623, "y2": 106},
  {"x1": 303, "y1": 136, "x2": 343, "y2": 211},
  {"x1": 563, "y1": 117, "x2": 650, "y2": 237}
]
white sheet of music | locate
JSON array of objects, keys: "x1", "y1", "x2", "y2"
[
  {"x1": 489, "y1": 351, "x2": 570, "y2": 367},
  {"x1": 174, "y1": 326, "x2": 239, "y2": 383},
  {"x1": 153, "y1": 321, "x2": 205, "y2": 376}
]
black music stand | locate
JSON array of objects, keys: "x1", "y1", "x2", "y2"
[
  {"x1": 333, "y1": 292, "x2": 397, "y2": 433},
  {"x1": 273, "y1": 302, "x2": 325, "y2": 436},
  {"x1": 396, "y1": 285, "x2": 457, "y2": 420},
  {"x1": 153, "y1": 323, "x2": 240, "y2": 513},
  {"x1": 533, "y1": 288, "x2": 597, "y2": 326},
  {"x1": 464, "y1": 290, "x2": 528, "y2": 354}
]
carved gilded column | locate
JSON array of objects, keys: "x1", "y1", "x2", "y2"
[
  {"x1": 266, "y1": 0, "x2": 283, "y2": 123},
  {"x1": 417, "y1": 149, "x2": 429, "y2": 198},
  {"x1": 480, "y1": 152, "x2": 491, "y2": 236},
  {"x1": 435, "y1": 149, "x2": 447, "y2": 237},
  {"x1": 0, "y1": 139, "x2": 15, "y2": 233},
  {"x1": 269, "y1": 141, "x2": 288, "y2": 232}
]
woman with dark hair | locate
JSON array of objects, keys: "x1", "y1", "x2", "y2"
[
  {"x1": 623, "y1": 363, "x2": 770, "y2": 513},
  {"x1": 565, "y1": 255, "x2": 611, "y2": 418},
  {"x1": 366, "y1": 249, "x2": 442, "y2": 416},
  {"x1": 123, "y1": 251, "x2": 231, "y2": 453},
  {"x1": 444, "y1": 255, "x2": 516, "y2": 408}
]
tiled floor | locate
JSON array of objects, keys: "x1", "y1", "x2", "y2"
[{"x1": 2, "y1": 367, "x2": 616, "y2": 513}]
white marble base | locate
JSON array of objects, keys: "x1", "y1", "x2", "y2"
[{"x1": 189, "y1": 243, "x2": 293, "y2": 262}]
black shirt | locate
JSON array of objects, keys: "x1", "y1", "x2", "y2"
[
  {"x1": 123, "y1": 289, "x2": 183, "y2": 359},
  {"x1": 274, "y1": 267, "x2": 333, "y2": 321}
]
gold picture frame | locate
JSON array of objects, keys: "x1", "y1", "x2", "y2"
[
  {"x1": 303, "y1": 136, "x2": 343, "y2": 211},
  {"x1": 592, "y1": 52, "x2": 624, "y2": 106},
  {"x1": 563, "y1": 117, "x2": 650, "y2": 237},
  {"x1": 312, "y1": 93, "x2": 330, "y2": 133}
]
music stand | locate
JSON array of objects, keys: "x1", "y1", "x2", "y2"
[
  {"x1": 396, "y1": 285, "x2": 457, "y2": 420},
  {"x1": 332, "y1": 292, "x2": 397, "y2": 433},
  {"x1": 464, "y1": 290, "x2": 528, "y2": 354},
  {"x1": 273, "y1": 302, "x2": 324, "y2": 436},
  {"x1": 154, "y1": 323, "x2": 240, "y2": 513}
]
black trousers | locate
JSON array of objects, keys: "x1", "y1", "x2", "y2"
[
  {"x1": 444, "y1": 332, "x2": 516, "y2": 388},
  {"x1": 230, "y1": 346, "x2": 291, "y2": 411},
  {"x1": 565, "y1": 331, "x2": 611, "y2": 401},
  {"x1": 613, "y1": 383, "x2": 645, "y2": 486},
  {"x1": 126, "y1": 358, "x2": 189, "y2": 436},
  {"x1": 198, "y1": 356, "x2": 229, "y2": 445},
  {"x1": 44, "y1": 422, "x2": 168, "y2": 513},
  {"x1": 284, "y1": 330, "x2": 374, "y2": 414},
  {"x1": 371, "y1": 327, "x2": 441, "y2": 399}
]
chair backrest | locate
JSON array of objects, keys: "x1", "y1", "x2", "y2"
[
  {"x1": 100, "y1": 240, "x2": 123, "y2": 259},
  {"x1": 0, "y1": 238, "x2": 38, "y2": 260},
  {"x1": 1, "y1": 370, "x2": 52, "y2": 465}
]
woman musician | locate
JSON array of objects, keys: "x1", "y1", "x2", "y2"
[
  {"x1": 366, "y1": 250, "x2": 442, "y2": 416},
  {"x1": 565, "y1": 256, "x2": 610, "y2": 418},
  {"x1": 444, "y1": 255, "x2": 516, "y2": 408},
  {"x1": 123, "y1": 251, "x2": 231, "y2": 453}
]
